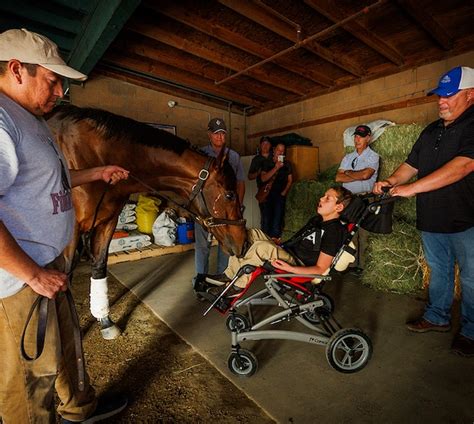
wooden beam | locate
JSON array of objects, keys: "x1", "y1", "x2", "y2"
[
  {"x1": 68, "y1": 0, "x2": 141, "y2": 75},
  {"x1": 114, "y1": 34, "x2": 296, "y2": 103},
  {"x1": 145, "y1": 1, "x2": 335, "y2": 87},
  {"x1": 126, "y1": 16, "x2": 312, "y2": 96},
  {"x1": 103, "y1": 52, "x2": 265, "y2": 107},
  {"x1": 304, "y1": 0, "x2": 404, "y2": 66},
  {"x1": 219, "y1": 0, "x2": 365, "y2": 77},
  {"x1": 248, "y1": 95, "x2": 436, "y2": 138},
  {"x1": 396, "y1": 0, "x2": 453, "y2": 50},
  {"x1": 94, "y1": 67, "x2": 246, "y2": 112}
]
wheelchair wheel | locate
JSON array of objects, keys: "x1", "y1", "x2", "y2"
[
  {"x1": 226, "y1": 313, "x2": 251, "y2": 332},
  {"x1": 302, "y1": 293, "x2": 334, "y2": 325},
  {"x1": 228, "y1": 349, "x2": 258, "y2": 377},
  {"x1": 325, "y1": 328, "x2": 372, "y2": 373}
]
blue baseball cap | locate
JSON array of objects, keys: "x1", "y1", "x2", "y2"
[{"x1": 428, "y1": 66, "x2": 474, "y2": 97}]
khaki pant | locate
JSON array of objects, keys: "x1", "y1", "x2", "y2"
[
  {"x1": 0, "y1": 257, "x2": 96, "y2": 423},
  {"x1": 225, "y1": 229, "x2": 296, "y2": 288}
]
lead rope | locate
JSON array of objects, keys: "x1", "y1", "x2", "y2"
[{"x1": 20, "y1": 272, "x2": 86, "y2": 391}]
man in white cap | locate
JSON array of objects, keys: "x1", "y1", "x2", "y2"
[
  {"x1": 374, "y1": 66, "x2": 474, "y2": 357},
  {"x1": 0, "y1": 29, "x2": 129, "y2": 422},
  {"x1": 193, "y1": 117, "x2": 245, "y2": 286}
]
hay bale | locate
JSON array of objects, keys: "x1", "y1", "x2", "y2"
[
  {"x1": 361, "y1": 221, "x2": 426, "y2": 294},
  {"x1": 284, "y1": 180, "x2": 332, "y2": 238}
]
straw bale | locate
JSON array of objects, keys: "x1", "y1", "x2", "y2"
[
  {"x1": 362, "y1": 221, "x2": 425, "y2": 294},
  {"x1": 371, "y1": 124, "x2": 423, "y2": 160},
  {"x1": 284, "y1": 180, "x2": 332, "y2": 237}
]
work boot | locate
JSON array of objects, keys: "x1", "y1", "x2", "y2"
[
  {"x1": 451, "y1": 333, "x2": 474, "y2": 357},
  {"x1": 406, "y1": 317, "x2": 451, "y2": 333},
  {"x1": 60, "y1": 393, "x2": 128, "y2": 423}
]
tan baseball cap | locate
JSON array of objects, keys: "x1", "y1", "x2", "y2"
[{"x1": 0, "y1": 28, "x2": 87, "y2": 81}]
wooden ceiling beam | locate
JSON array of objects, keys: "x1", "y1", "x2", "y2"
[
  {"x1": 114, "y1": 35, "x2": 295, "y2": 103},
  {"x1": 304, "y1": 0, "x2": 404, "y2": 66},
  {"x1": 103, "y1": 52, "x2": 265, "y2": 107},
  {"x1": 219, "y1": 0, "x2": 365, "y2": 77},
  {"x1": 126, "y1": 17, "x2": 311, "y2": 96},
  {"x1": 145, "y1": 1, "x2": 335, "y2": 87},
  {"x1": 396, "y1": 0, "x2": 453, "y2": 50},
  {"x1": 94, "y1": 67, "x2": 244, "y2": 112}
]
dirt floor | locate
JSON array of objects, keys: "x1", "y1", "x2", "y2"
[{"x1": 70, "y1": 261, "x2": 273, "y2": 423}]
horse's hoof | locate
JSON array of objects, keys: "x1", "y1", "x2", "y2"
[{"x1": 99, "y1": 317, "x2": 122, "y2": 340}]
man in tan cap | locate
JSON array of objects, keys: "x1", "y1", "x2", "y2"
[{"x1": 0, "y1": 29, "x2": 128, "y2": 422}]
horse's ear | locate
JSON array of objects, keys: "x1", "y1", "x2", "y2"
[{"x1": 215, "y1": 144, "x2": 228, "y2": 169}]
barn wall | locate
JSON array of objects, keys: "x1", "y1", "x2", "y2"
[
  {"x1": 248, "y1": 51, "x2": 474, "y2": 171},
  {"x1": 69, "y1": 76, "x2": 246, "y2": 153}
]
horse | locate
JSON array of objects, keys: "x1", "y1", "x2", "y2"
[{"x1": 47, "y1": 105, "x2": 247, "y2": 339}]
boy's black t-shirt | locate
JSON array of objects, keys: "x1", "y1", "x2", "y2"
[{"x1": 283, "y1": 217, "x2": 347, "y2": 266}]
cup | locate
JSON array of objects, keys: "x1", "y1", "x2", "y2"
[{"x1": 278, "y1": 155, "x2": 285, "y2": 163}]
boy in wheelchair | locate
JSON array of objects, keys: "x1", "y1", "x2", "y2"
[{"x1": 195, "y1": 185, "x2": 353, "y2": 298}]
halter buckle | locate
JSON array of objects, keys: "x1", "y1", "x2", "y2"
[{"x1": 198, "y1": 169, "x2": 210, "y2": 181}]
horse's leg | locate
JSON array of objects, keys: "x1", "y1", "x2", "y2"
[{"x1": 89, "y1": 218, "x2": 121, "y2": 340}]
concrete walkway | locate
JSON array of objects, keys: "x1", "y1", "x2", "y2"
[{"x1": 110, "y1": 249, "x2": 474, "y2": 424}]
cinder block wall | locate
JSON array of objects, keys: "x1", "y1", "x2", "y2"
[
  {"x1": 69, "y1": 76, "x2": 246, "y2": 153},
  {"x1": 248, "y1": 51, "x2": 474, "y2": 171}
]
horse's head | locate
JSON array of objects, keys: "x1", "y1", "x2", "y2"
[{"x1": 193, "y1": 149, "x2": 247, "y2": 257}]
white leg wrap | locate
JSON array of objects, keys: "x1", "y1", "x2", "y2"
[{"x1": 90, "y1": 277, "x2": 110, "y2": 319}]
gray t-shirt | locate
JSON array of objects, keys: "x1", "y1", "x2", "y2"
[{"x1": 0, "y1": 94, "x2": 74, "y2": 298}]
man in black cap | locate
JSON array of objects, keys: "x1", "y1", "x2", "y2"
[
  {"x1": 193, "y1": 117, "x2": 245, "y2": 282},
  {"x1": 335, "y1": 124, "x2": 380, "y2": 272},
  {"x1": 336, "y1": 124, "x2": 380, "y2": 194}
]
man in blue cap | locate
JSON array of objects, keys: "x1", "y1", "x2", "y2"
[{"x1": 374, "y1": 66, "x2": 474, "y2": 357}]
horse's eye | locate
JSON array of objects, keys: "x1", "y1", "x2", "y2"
[{"x1": 225, "y1": 192, "x2": 236, "y2": 201}]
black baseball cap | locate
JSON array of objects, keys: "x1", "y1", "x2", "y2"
[
  {"x1": 353, "y1": 125, "x2": 372, "y2": 137},
  {"x1": 208, "y1": 118, "x2": 227, "y2": 133}
]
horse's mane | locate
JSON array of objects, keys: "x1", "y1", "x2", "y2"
[{"x1": 51, "y1": 105, "x2": 196, "y2": 155}]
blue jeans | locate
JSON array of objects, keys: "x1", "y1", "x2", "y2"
[
  {"x1": 261, "y1": 192, "x2": 286, "y2": 238},
  {"x1": 422, "y1": 227, "x2": 474, "y2": 339},
  {"x1": 194, "y1": 222, "x2": 229, "y2": 275}
]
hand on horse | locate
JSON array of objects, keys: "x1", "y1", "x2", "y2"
[
  {"x1": 26, "y1": 268, "x2": 68, "y2": 299},
  {"x1": 101, "y1": 165, "x2": 129, "y2": 185}
]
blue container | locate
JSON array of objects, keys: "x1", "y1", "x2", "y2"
[{"x1": 177, "y1": 222, "x2": 195, "y2": 244}]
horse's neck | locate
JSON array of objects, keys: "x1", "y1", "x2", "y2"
[{"x1": 125, "y1": 147, "x2": 206, "y2": 198}]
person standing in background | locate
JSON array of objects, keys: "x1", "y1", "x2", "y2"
[
  {"x1": 335, "y1": 124, "x2": 380, "y2": 272},
  {"x1": 335, "y1": 124, "x2": 380, "y2": 194},
  {"x1": 248, "y1": 136, "x2": 272, "y2": 229},
  {"x1": 260, "y1": 143, "x2": 293, "y2": 244},
  {"x1": 193, "y1": 117, "x2": 245, "y2": 283}
]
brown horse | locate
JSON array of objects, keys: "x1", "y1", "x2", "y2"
[{"x1": 47, "y1": 105, "x2": 247, "y2": 338}]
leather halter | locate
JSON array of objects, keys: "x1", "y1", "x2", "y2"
[{"x1": 129, "y1": 156, "x2": 246, "y2": 229}]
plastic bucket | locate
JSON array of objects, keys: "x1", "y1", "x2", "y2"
[{"x1": 177, "y1": 222, "x2": 195, "y2": 244}]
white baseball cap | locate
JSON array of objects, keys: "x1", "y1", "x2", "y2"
[{"x1": 0, "y1": 28, "x2": 87, "y2": 81}]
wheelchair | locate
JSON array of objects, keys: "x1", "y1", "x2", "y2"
[{"x1": 195, "y1": 191, "x2": 396, "y2": 376}]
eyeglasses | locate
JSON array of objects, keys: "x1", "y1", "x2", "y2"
[{"x1": 351, "y1": 157, "x2": 358, "y2": 169}]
